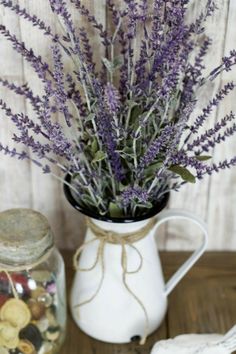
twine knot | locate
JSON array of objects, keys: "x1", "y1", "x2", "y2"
[
  {"x1": 107, "y1": 231, "x2": 115, "y2": 242},
  {"x1": 73, "y1": 216, "x2": 157, "y2": 345}
]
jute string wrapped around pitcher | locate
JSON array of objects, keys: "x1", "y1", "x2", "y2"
[{"x1": 73, "y1": 216, "x2": 157, "y2": 345}]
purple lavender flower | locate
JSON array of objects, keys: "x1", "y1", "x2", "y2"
[
  {"x1": 137, "y1": 125, "x2": 176, "y2": 175},
  {"x1": 200, "y1": 50, "x2": 236, "y2": 85},
  {"x1": 0, "y1": 24, "x2": 53, "y2": 84},
  {"x1": 106, "y1": 0, "x2": 120, "y2": 26},
  {"x1": 69, "y1": 0, "x2": 110, "y2": 46},
  {"x1": 78, "y1": 27, "x2": 95, "y2": 72},
  {"x1": 123, "y1": 0, "x2": 139, "y2": 40},
  {"x1": 104, "y1": 83, "x2": 120, "y2": 114},
  {"x1": 190, "y1": 82, "x2": 236, "y2": 133},
  {"x1": 187, "y1": 112, "x2": 236, "y2": 152},
  {"x1": 122, "y1": 186, "x2": 149, "y2": 207},
  {"x1": 0, "y1": 78, "x2": 42, "y2": 114},
  {"x1": 52, "y1": 44, "x2": 72, "y2": 126},
  {"x1": 0, "y1": 142, "x2": 50, "y2": 172},
  {"x1": 0, "y1": 0, "x2": 236, "y2": 218},
  {"x1": 200, "y1": 123, "x2": 236, "y2": 152},
  {"x1": 170, "y1": 150, "x2": 205, "y2": 172},
  {"x1": 49, "y1": 0, "x2": 75, "y2": 39},
  {"x1": 0, "y1": 0, "x2": 59, "y2": 41},
  {"x1": 66, "y1": 74, "x2": 87, "y2": 117},
  {"x1": 134, "y1": 40, "x2": 149, "y2": 88},
  {"x1": 40, "y1": 88, "x2": 73, "y2": 160},
  {"x1": 197, "y1": 156, "x2": 236, "y2": 180},
  {"x1": 93, "y1": 79, "x2": 124, "y2": 182},
  {"x1": 138, "y1": 0, "x2": 148, "y2": 22},
  {"x1": 150, "y1": 0, "x2": 164, "y2": 51}
]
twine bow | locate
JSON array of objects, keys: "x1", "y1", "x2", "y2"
[{"x1": 73, "y1": 216, "x2": 157, "y2": 345}]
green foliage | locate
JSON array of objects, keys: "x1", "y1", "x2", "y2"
[
  {"x1": 169, "y1": 165, "x2": 196, "y2": 183},
  {"x1": 108, "y1": 202, "x2": 123, "y2": 218},
  {"x1": 195, "y1": 155, "x2": 212, "y2": 161},
  {"x1": 92, "y1": 151, "x2": 106, "y2": 163},
  {"x1": 102, "y1": 57, "x2": 122, "y2": 74},
  {"x1": 91, "y1": 139, "x2": 98, "y2": 155}
]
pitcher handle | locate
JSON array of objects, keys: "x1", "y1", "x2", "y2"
[{"x1": 154, "y1": 209, "x2": 208, "y2": 296}]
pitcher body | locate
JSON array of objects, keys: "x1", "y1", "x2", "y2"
[
  {"x1": 70, "y1": 219, "x2": 168, "y2": 343},
  {"x1": 65, "y1": 183, "x2": 208, "y2": 344}
]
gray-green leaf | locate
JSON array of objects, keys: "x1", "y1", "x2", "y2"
[
  {"x1": 81, "y1": 194, "x2": 96, "y2": 207},
  {"x1": 135, "y1": 202, "x2": 153, "y2": 209},
  {"x1": 91, "y1": 139, "x2": 98, "y2": 155},
  {"x1": 195, "y1": 155, "x2": 212, "y2": 161},
  {"x1": 118, "y1": 182, "x2": 127, "y2": 192},
  {"x1": 109, "y1": 202, "x2": 123, "y2": 218},
  {"x1": 113, "y1": 56, "x2": 122, "y2": 69},
  {"x1": 102, "y1": 57, "x2": 122, "y2": 74},
  {"x1": 119, "y1": 147, "x2": 135, "y2": 158},
  {"x1": 130, "y1": 106, "x2": 142, "y2": 123},
  {"x1": 84, "y1": 113, "x2": 95, "y2": 122},
  {"x1": 92, "y1": 150, "x2": 106, "y2": 163},
  {"x1": 102, "y1": 58, "x2": 113, "y2": 73},
  {"x1": 169, "y1": 165, "x2": 196, "y2": 183},
  {"x1": 127, "y1": 100, "x2": 138, "y2": 110},
  {"x1": 144, "y1": 162, "x2": 163, "y2": 177}
]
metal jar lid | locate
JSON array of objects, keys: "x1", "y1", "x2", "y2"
[{"x1": 0, "y1": 209, "x2": 54, "y2": 267}]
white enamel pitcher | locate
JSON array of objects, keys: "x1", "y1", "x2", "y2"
[{"x1": 69, "y1": 205, "x2": 208, "y2": 344}]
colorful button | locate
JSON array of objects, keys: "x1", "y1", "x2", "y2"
[
  {"x1": 46, "y1": 326, "x2": 60, "y2": 342},
  {"x1": 46, "y1": 282, "x2": 57, "y2": 295},
  {"x1": 0, "y1": 321, "x2": 19, "y2": 349},
  {"x1": 18, "y1": 340, "x2": 36, "y2": 354},
  {"x1": 0, "y1": 347, "x2": 9, "y2": 354},
  {"x1": 38, "y1": 342, "x2": 53, "y2": 354},
  {"x1": 0, "y1": 299, "x2": 31, "y2": 329},
  {"x1": 37, "y1": 293, "x2": 53, "y2": 308},
  {"x1": 19, "y1": 324, "x2": 42, "y2": 351},
  {"x1": 35, "y1": 316, "x2": 49, "y2": 332},
  {"x1": 30, "y1": 287, "x2": 45, "y2": 300},
  {"x1": 28, "y1": 300, "x2": 45, "y2": 320},
  {"x1": 45, "y1": 309, "x2": 58, "y2": 327}
]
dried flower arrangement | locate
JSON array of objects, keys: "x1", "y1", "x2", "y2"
[{"x1": 0, "y1": 0, "x2": 236, "y2": 218}]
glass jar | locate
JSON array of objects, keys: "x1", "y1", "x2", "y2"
[{"x1": 0, "y1": 209, "x2": 66, "y2": 354}]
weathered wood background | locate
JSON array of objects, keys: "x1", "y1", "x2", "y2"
[{"x1": 0, "y1": 0, "x2": 235, "y2": 250}]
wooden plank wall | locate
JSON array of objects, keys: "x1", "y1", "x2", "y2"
[{"x1": 0, "y1": 0, "x2": 235, "y2": 250}]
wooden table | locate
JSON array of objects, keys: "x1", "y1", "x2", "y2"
[{"x1": 61, "y1": 251, "x2": 236, "y2": 354}]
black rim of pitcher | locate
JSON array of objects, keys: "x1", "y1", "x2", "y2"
[{"x1": 64, "y1": 173, "x2": 170, "y2": 223}]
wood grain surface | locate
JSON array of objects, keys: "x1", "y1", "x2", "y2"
[
  {"x1": 60, "y1": 251, "x2": 236, "y2": 354},
  {"x1": 0, "y1": 1, "x2": 236, "y2": 250}
]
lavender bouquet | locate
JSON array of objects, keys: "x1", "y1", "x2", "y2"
[{"x1": 0, "y1": 0, "x2": 236, "y2": 218}]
